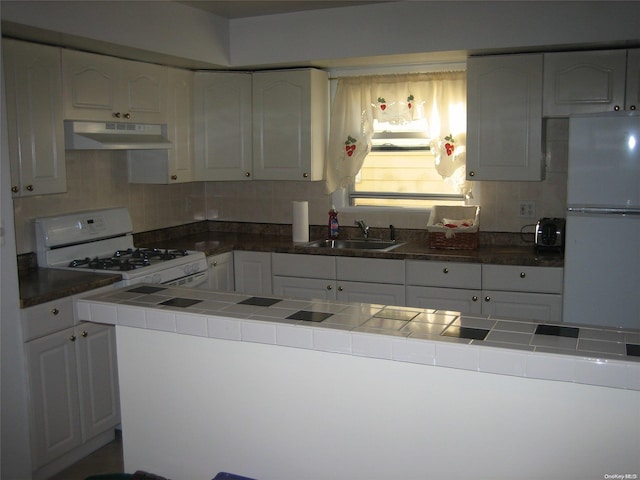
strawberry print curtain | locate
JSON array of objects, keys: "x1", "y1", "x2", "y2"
[{"x1": 324, "y1": 71, "x2": 467, "y2": 194}]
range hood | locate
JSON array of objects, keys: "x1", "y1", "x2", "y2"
[{"x1": 64, "y1": 121, "x2": 172, "y2": 150}]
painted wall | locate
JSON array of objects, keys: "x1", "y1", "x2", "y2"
[{"x1": 117, "y1": 326, "x2": 640, "y2": 480}]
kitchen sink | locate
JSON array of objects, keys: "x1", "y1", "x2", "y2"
[{"x1": 303, "y1": 238, "x2": 405, "y2": 252}]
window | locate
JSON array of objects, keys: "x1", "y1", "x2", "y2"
[{"x1": 325, "y1": 71, "x2": 470, "y2": 208}]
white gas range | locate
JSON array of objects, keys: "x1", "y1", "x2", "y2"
[{"x1": 34, "y1": 207, "x2": 208, "y2": 287}]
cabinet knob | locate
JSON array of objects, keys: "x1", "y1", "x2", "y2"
[
  {"x1": 469, "y1": 171, "x2": 475, "y2": 177},
  {"x1": 26, "y1": 184, "x2": 34, "y2": 192},
  {"x1": 520, "y1": 272, "x2": 526, "y2": 278},
  {"x1": 51, "y1": 308, "x2": 59, "y2": 316},
  {"x1": 303, "y1": 172, "x2": 309, "y2": 178},
  {"x1": 326, "y1": 285, "x2": 332, "y2": 290},
  {"x1": 11, "y1": 186, "x2": 18, "y2": 193},
  {"x1": 484, "y1": 296, "x2": 491, "y2": 302},
  {"x1": 614, "y1": 105, "x2": 621, "y2": 111},
  {"x1": 442, "y1": 267, "x2": 449, "y2": 274},
  {"x1": 338, "y1": 286, "x2": 343, "y2": 292},
  {"x1": 124, "y1": 113, "x2": 131, "y2": 119},
  {"x1": 171, "y1": 175, "x2": 178, "y2": 180},
  {"x1": 472, "y1": 296, "x2": 478, "y2": 302},
  {"x1": 212, "y1": 261, "x2": 218, "y2": 267},
  {"x1": 244, "y1": 172, "x2": 251, "y2": 177},
  {"x1": 631, "y1": 105, "x2": 637, "y2": 111},
  {"x1": 69, "y1": 335, "x2": 77, "y2": 342},
  {"x1": 113, "y1": 112, "x2": 121, "y2": 118},
  {"x1": 81, "y1": 331, "x2": 88, "y2": 337}
]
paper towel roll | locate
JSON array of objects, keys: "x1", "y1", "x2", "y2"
[{"x1": 292, "y1": 201, "x2": 309, "y2": 243}]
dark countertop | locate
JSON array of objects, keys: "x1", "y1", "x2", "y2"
[
  {"x1": 19, "y1": 229, "x2": 563, "y2": 308},
  {"x1": 137, "y1": 231, "x2": 564, "y2": 267},
  {"x1": 19, "y1": 268, "x2": 122, "y2": 308}
]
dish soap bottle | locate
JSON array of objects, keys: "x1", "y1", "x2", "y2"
[{"x1": 328, "y1": 206, "x2": 339, "y2": 239}]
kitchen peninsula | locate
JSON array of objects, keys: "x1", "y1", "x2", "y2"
[{"x1": 77, "y1": 283, "x2": 640, "y2": 480}]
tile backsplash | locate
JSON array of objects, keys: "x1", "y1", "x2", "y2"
[{"x1": 12, "y1": 119, "x2": 569, "y2": 255}]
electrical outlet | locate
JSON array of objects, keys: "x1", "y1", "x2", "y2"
[{"x1": 519, "y1": 201, "x2": 536, "y2": 218}]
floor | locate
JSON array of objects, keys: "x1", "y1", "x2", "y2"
[{"x1": 48, "y1": 431, "x2": 124, "y2": 480}]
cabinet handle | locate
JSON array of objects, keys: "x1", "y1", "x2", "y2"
[
  {"x1": 244, "y1": 172, "x2": 251, "y2": 177},
  {"x1": 11, "y1": 186, "x2": 18, "y2": 193},
  {"x1": 614, "y1": 105, "x2": 621, "y2": 111},
  {"x1": 472, "y1": 296, "x2": 478, "y2": 302},
  {"x1": 26, "y1": 185, "x2": 34, "y2": 192},
  {"x1": 631, "y1": 105, "x2": 637, "y2": 111},
  {"x1": 51, "y1": 308, "x2": 59, "y2": 316},
  {"x1": 113, "y1": 112, "x2": 121, "y2": 118},
  {"x1": 338, "y1": 286, "x2": 343, "y2": 292},
  {"x1": 484, "y1": 296, "x2": 491, "y2": 302},
  {"x1": 212, "y1": 261, "x2": 218, "y2": 267},
  {"x1": 124, "y1": 113, "x2": 131, "y2": 119},
  {"x1": 171, "y1": 175, "x2": 178, "y2": 180},
  {"x1": 326, "y1": 285, "x2": 332, "y2": 290},
  {"x1": 469, "y1": 171, "x2": 475, "y2": 177},
  {"x1": 442, "y1": 267, "x2": 449, "y2": 274},
  {"x1": 81, "y1": 331, "x2": 88, "y2": 337},
  {"x1": 69, "y1": 335, "x2": 76, "y2": 342},
  {"x1": 520, "y1": 272, "x2": 526, "y2": 278},
  {"x1": 303, "y1": 172, "x2": 309, "y2": 178}
]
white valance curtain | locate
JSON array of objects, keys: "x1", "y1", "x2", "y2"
[{"x1": 324, "y1": 71, "x2": 468, "y2": 194}]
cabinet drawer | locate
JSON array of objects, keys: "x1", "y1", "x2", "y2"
[
  {"x1": 22, "y1": 297, "x2": 74, "y2": 342},
  {"x1": 406, "y1": 261, "x2": 481, "y2": 289},
  {"x1": 336, "y1": 257, "x2": 404, "y2": 284},
  {"x1": 272, "y1": 253, "x2": 336, "y2": 279},
  {"x1": 482, "y1": 265, "x2": 563, "y2": 294}
]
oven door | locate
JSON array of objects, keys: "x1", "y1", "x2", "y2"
[{"x1": 162, "y1": 270, "x2": 209, "y2": 288}]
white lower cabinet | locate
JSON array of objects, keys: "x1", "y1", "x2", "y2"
[
  {"x1": 481, "y1": 265, "x2": 564, "y2": 322},
  {"x1": 272, "y1": 254, "x2": 405, "y2": 305},
  {"x1": 22, "y1": 294, "x2": 120, "y2": 472},
  {"x1": 234, "y1": 251, "x2": 272, "y2": 295},
  {"x1": 199, "y1": 252, "x2": 234, "y2": 292}
]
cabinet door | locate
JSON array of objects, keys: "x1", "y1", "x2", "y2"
[
  {"x1": 467, "y1": 54, "x2": 544, "y2": 181},
  {"x1": 25, "y1": 327, "x2": 82, "y2": 468},
  {"x1": 4, "y1": 39, "x2": 66, "y2": 196},
  {"x1": 166, "y1": 68, "x2": 194, "y2": 183},
  {"x1": 252, "y1": 69, "x2": 328, "y2": 181},
  {"x1": 62, "y1": 49, "x2": 120, "y2": 121},
  {"x1": 626, "y1": 49, "x2": 640, "y2": 111},
  {"x1": 543, "y1": 50, "x2": 627, "y2": 116},
  {"x1": 273, "y1": 276, "x2": 336, "y2": 301},
  {"x1": 76, "y1": 323, "x2": 120, "y2": 440},
  {"x1": 406, "y1": 286, "x2": 482, "y2": 315},
  {"x1": 233, "y1": 251, "x2": 272, "y2": 295},
  {"x1": 119, "y1": 58, "x2": 167, "y2": 123},
  {"x1": 198, "y1": 252, "x2": 235, "y2": 292},
  {"x1": 194, "y1": 72, "x2": 253, "y2": 181},
  {"x1": 337, "y1": 281, "x2": 405, "y2": 306},
  {"x1": 482, "y1": 290, "x2": 563, "y2": 322}
]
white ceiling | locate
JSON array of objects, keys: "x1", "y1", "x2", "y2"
[{"x1": 177, "y1": 0, "x2": 393, "y2": 19}]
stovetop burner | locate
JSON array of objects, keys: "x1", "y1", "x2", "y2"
[{"x1": 68, "y1": 248, "x2": 191, "y2": 271}]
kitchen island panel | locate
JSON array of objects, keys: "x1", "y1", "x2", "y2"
[{"x1": 116, "y1": 326, "x2": 640, "y2": 480}]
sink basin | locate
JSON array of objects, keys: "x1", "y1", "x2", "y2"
[{"x1": 303, "y1": 238, "x2": 405, "y2": 252}]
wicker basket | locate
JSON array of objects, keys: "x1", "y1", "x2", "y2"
[{"x1": 427, "y1": 206, "x2": 480, "y2": 250}]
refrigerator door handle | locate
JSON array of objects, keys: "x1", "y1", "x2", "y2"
[{"x1": 568, "y1": 207, "x2": 640, "y2": 216}]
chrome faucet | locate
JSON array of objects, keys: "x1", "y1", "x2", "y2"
[{"x1": 355, "y1": 219, "x2": 370, "y2": 239}]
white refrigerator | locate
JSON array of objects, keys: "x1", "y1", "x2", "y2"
[{"x1": 563, "y1": 111, "x2": 640, "y2": 329}]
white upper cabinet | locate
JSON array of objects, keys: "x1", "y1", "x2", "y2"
[
  {"x1": 252, "y1": 69, "x2": 328, "y2": 181},
  {"x1": 194, "y1": 72, "x2": 253, "y2": 181},
  {"x1": 3, "y1": 39, "x2": 67, "y2": 197},
  {"x1": 466, "y1": 54, "x2": 544, "y2": 181},
  {"x1": 128, "y1": 68, "x2": 194, "y2": 184},
  {"x1": 625, "y1": 49, "x2": 640, "y2": 111},
  {"x1": 543, "y1": 49, "x2": 631, "y2": 116},
  {"x1": 62, "y1": 49, "x2": 167, "y2": 123}
]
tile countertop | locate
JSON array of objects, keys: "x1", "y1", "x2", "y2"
[{"x1": 77, "y1": 284, "x2": 640, "y2": 392}]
